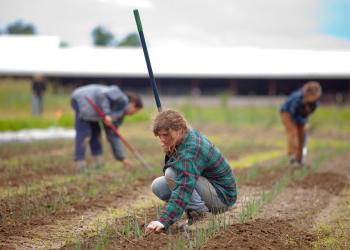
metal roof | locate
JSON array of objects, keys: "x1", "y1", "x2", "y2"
[{"x1": 0, "y1": 37, "x2": 349, "y2": 78}]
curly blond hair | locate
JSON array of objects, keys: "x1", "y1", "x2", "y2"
[
  {"x1": 153, "y1": 110, "x2": 189, "y2": 136},
  {"x1": 303, "y1": 81, "x2": 322, "y2": 98}
]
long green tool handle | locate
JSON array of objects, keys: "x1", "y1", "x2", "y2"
[{"x1": 133, "y1": 9, "x2": 162, "y2": 112}]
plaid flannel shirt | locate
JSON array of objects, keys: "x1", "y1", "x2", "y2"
[{"x1": 159, "y1": 128, "x2": 237, "y2": 228}]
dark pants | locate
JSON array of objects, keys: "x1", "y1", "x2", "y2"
[
  {"x1": 72, "y1": 100, "x2": 102, "y2": 161},
  {"x1": 71, "y1": 100, "x2": 124, "y2": 161}
]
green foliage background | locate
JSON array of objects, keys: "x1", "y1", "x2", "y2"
[{"x1": 0, "y1": 78, "x2": 349, "y2": 132}]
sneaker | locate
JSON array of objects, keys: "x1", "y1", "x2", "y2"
[
  {"x1": 288, "y1": 155, "x2": 297, "y2": 165},
  {"x1": 92, "y1": 155, "x2": 103, "y2": 169},
  {"x1": 75, "y1": 160, "x2": 86, "y2": 171},
  {"x1": 176, "y1": 220, "x2": 189, "y2": 232},
  {"x1": 186, "y1": 210, "x2": 209, "y2": 225},
  {"x1": 291, "y1": 160, "x2": 303, "y2": 168}
]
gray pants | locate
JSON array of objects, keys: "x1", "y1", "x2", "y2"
[
  {"x1": 151, "y1": 168, "x2": 228, "y2": 213},
  {"x1": 32, "y1": 95, "x2": 43, "y2": 115}
]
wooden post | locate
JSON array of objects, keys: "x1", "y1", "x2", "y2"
[
  {"x1": 229, "y1": 79, "x2": 237, "y2": 95},
  {"x1": 347, "y1": 80, "x2": 350, "y2": 102},
  {"x1": 191, "y1": 79, "x2": 199, "y2": 89},
  {"x1": 191, "y1": 79, "x2": 200, "y2": 94},
  {"x1": 268, "y1": 80, "x2": 277, "y2": 96}
]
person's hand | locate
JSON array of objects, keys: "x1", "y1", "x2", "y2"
[
  {"x1": 146, "y1": 221, "x2": 165, "y2": 233},
  {"x1": 304, "y1": 123, "x2": 310, "y2": 132},
  {"x1": 103, "y1": 115, "x2": 112, "y2": 126},
  {"x1": 122, "y1": 159, "x2": 133, "y2": 168}
]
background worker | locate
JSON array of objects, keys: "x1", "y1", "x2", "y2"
[
  {"x1": 71, "y1": 84, "x2": 143, "y2": 170},
  {"x1": 146, "y1": 110, "x2": 237, "y2": 233},
  {"x1": 280, "y1": 81, "x2": 322, "y2": 166},
  {"x1": 31, "y1": 74, "x2": 46, "y2": 116}
]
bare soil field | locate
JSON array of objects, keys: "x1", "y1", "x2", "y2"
[{"x1": 1, "y1": 125, "x2": 349, "y2": 250}]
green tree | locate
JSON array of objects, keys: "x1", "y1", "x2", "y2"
[
  {"x1": 59, "y1": 41, "x2": 69, "y2": 48},
  {"x1": 118, "y1": 33, "x2": 141, "y2": 47},
  {"x1": 6, "y1": 20, "x2": 36, "y2": 35},
  {"x1": 92, "y1": 25, "x2": 116, "y2": 46}
]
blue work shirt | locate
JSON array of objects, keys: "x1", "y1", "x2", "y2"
[
  {"x1": 280, "y1": 89, "x2": 319, "y2": 125},
  {"x1": 71, "y1": 84, "x2": 128, "y2": 124}
]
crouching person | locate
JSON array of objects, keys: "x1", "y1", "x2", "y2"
[
  {"x1": 71, "y1": 84, "x2": 143, "y2": 171},
  {"x1": 280, "y1": 81, "x2": 322, "y2": 166},
  {"x1": 146, "y1": 110, "x2": 237, "y2": 233}
]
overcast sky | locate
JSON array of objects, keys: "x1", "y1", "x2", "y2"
[{"x1": 0, "y1": 0, "x2": 350, "y2": 49}]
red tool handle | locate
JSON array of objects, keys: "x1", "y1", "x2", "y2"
[{"x1": 85, "y1": 96, "x2": 135, "y2": 152}]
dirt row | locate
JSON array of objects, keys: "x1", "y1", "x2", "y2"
[
  {"x1": 0, "y1": 144, "x2": 283, "y2": 240},
  {"x1": 68, "y1": 150, "x2": 350, "y2": 250},
  {"x1": 0, "y1": 155, "x2": 285, "y2": 249},
  {"x1": 202, "y1": 150, "x2": 350, "y2": 249},
  {"x1": 0, "y1": 124, "x2": 285, "y2": 189},
  {"x1": 0, "y1": 172, "x2": 157, "y2": 246},
  {"x1": 1, "y1": 137, "x2": 348, "y2": 249}
]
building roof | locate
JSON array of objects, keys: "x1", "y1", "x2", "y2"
[
  {"x1": 0, "y1": 37, "x2": 349, "y2": 78},
  {"x1": 0, "y1": 35, "x2": 60, "y2": 50}
]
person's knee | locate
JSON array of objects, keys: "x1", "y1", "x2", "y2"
[
  {"x1": 151, "y1": 177, "x2": 170, "y2": 201},
  {"x1": 150, "y1": 178, "x2": 160, "y2": 195},
  {"x1": 84, "y1": 136, "x2": 91, "y2": 144},
  {"x1": 75, "y1": 134, "x2": 90, "y2": 148},
  {"x1": 164, "y1": 167, "x2": 176, "y2": 179}
]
